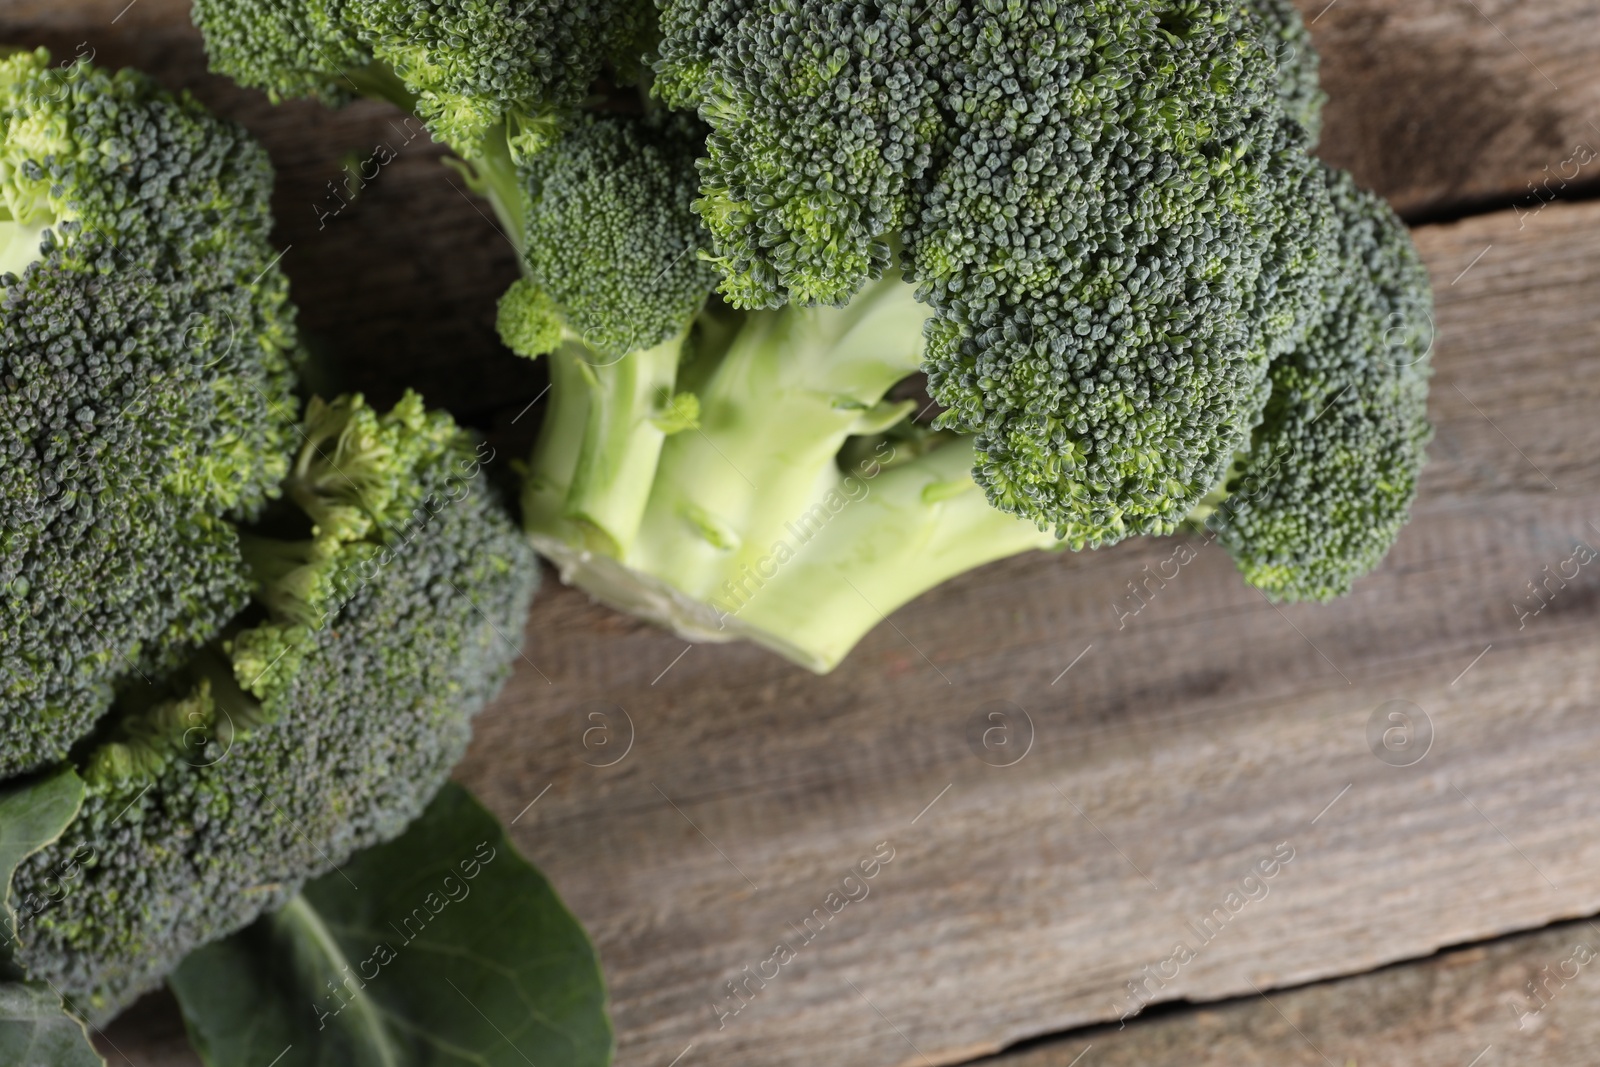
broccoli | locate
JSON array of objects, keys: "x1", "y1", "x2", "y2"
[
  {"x1": 654, "y1": 0, "x2": 1347, "y2": 545},
  {"x1": 0, "y1": 49, "x2": 301, "y2": 777},
  {"x1": 189, "y1": 0, "x2": 654, "y2": 159},
  {"x1": 1245, "y1": 0, "x2": 1327, "y2": 144},
  {"x1": 8, "y1": 391, "x2": 540, "y2": 1022},
  {"x1": 497, "y1": 111, "x2": 722, "y2": 555},
  {"x1": 186, "y1": 0, "x2": 1435, "y2": 672},
  {"x1": 523, "y1": 3, "x2": 1425, "y2": 670},
  {"x1": 1206, "y1": 165, "x2": 1435, "y2": 601}
]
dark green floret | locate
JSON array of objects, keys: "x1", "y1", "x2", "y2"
[
  {"x1": 10, "y1": 392, "x2": 539, "y2": 1021},
  {"x1": 1208, "y1": 166, "x2": 1434, "y2": 601},
  {"x1": 191, "y1": 0, "x2": 654, "y2": 157},
  {"x1": 495, "y1": 112, "x2": 721, "y2": 360},
  {"x1": 912, "y1": 1, "x2": 1298, "y2": 544},
  {"x1": 1242, "y1": 0, "x2": 1326, "y2": 144},
  {"x1": 0, "y1": 50, "x2": 299, "y2": 778},
  {"x1": 184, "y1": 0, "x2": 373, "y2": 108},
  {"x1": 656, "y1": 0, "x2": 935, "y2": 309}
]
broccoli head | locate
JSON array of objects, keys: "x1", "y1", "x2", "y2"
[
  {"x1": 184, "y1": 0, "x2": 1437, "y2": 673},
  {"x1": 191, "y1": 0, "x2": 654, "y2": 157},
  {"x1": 1209, "y1": 166, "x2": 1434, "y2": 600},
  {"x1": 0, "y1": 50, "x2": 300, "y2": 778},
  {"x1": 512, "y1": 1, "x2": 1432, "y2": 670},
  {"x1": 9, "y1": 392, "x2": 539, "y2": 1020},
  {"x1": 652, "y1": 0, "x2": 1333, "y2": 545}
]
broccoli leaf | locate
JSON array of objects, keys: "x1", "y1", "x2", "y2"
[
  {"x1": 0, "y1": 982, "x2": 103, "y2": 1066},
  {"x1": 168, "y1": 783, "x2": 612, "y2": 1067},
  {"x1": 0, "y1": 769, "x2": 84, "y2": 954},
  {"x1": 0, "y1": 774, "x2": 96, "y2": 1065}
]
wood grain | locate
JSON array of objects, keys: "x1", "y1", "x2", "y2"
[
  {"x1": 1297, "y1": 0, "x2": 1600, "y2": 218},
  {"x1": 0, "y1": 2, "x2": 1594, "y2": 1065},
  {"x1": 992, "y1": 917, "x2": 1600, "y2": 1067}
]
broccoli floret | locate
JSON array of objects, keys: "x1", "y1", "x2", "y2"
[
  {"x1": 652, "y1": 1, "x2": 1330, "y2": 543},
  {"x1": 9, "y1": 392, "x2": 539, "y2": 1021},
  {"x1": 1242, "y1": 0, "x2": 1327, "y2": 144},
  {"x1": 913, "y1": 3, "x2": 1309, "y2": 544},
  {"x1": 0, "y1": 50, "x2": 300, "y2": 778},
  {"x1": 495, "y1": 112, "x2": 720, "y2": 358},
  {"x1": 655, "y1": 0, "x2": 934, "y2": 309},
  {"x1": 185, "y1": 0, "x2": 374, "y2": 108},
  {"x1": 1208, "y1": 167, "x2": 1434, "y2": 600},
  {"x1": 191, "y1": 0, "x2": 654, "y2": 158},
  {"x1": 488, "y1": 113, "x2": 720, "y2": 554}
]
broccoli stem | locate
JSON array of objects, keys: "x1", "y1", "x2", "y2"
[
  {"x1": 522, "y1": 341, "x2": 591, "y2": 533},
  {"x1": 237, "y1": 534, "x2": 322, "y2": 626},
  {"x1": 631, "y1": 269, "x2": 932, "y2": 595},
  {"x1": 553, "y1": 332, "x2": 689, "y2": 556},
  {"x1": 459, "y1": 122, "x2": 526, "y2": 254},
  {"x1": 0, "y1": 218, "x2": 50, "y2": 281},
  {"x1": 525, "y1": 270, "x2": 1062, "y2": 672},
  {"x1": 342, "y1": 61, "x2": 417, "y2": 116},
  {"x1": 721, "y1": 438, "x2": 1060, "y2": 671},
  {"x1": 530, "y1": 433, "x2": 1059, "y2": 672}
]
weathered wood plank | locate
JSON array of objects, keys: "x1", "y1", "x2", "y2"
[
  {"x1": 995, "y1": 918, "x2": 1600, "y2": 1067},
  {"x1": 1299, "y1": 0, "x2": 1600, "y2": 217}
]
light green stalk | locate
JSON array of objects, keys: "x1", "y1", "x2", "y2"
[
  {"x1": 523, "y1": 270, "x2": 1064, "y2": 672},
  {"x1": 542, "y1": 332, "x2": 690, "y2": 555},
  {"x1": 630, "y1": 269, "x2": 932, "y2": 594},
  {"x1": 0, "y1": 218, "x2": 49, "y2": 280},
  {"x1": 710, "y1": 438, "x2": 1060, "y2": 670}
]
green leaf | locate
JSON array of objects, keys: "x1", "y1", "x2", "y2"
[
  {"x1": 0, "y1": 981, "x2": 103, "y2": 1066},
  {"x1": 0, "y1": 768, "x2": 85, "y2": 955},
  {"x1": 170, "y1": 783, "x2": 613, "y2": 1067}
]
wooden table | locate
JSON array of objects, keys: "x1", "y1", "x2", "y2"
[{"x1": 7, "y1": 2, "x2": 1600, "y2": 1065}]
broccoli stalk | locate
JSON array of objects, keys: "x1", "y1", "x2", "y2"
[
  {"x1": 523, "y1": 331, "x2": 697, "y2": 555},
  {"x1": 524, "y1": 267, "x2": 1061, "y2": 670},
  {"x1": 0, "y1": 218, "x2": 50, "y2": 279},
  {"x1": 718, "y1": 440, "x2": 1061, "y2": 670}
]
